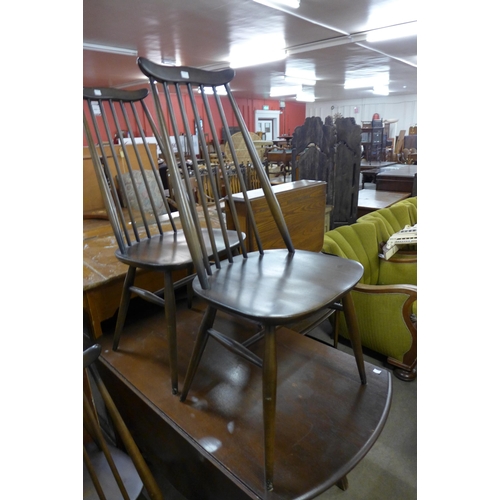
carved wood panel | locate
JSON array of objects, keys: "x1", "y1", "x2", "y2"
[{"x1": 292, "y1": 116, "x2": 361, "y2": 229}]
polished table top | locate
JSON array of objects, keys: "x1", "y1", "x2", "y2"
[
  {"x1": 357, "y1": 189, "x2": 411, "y2": 211},
  {"x1": 376, "y1": 164, "x2": 417, "y2": 178},
  {"x1": 98, "y1": 300, "x2": 392, "y2": 500},
  {"x1": 360, "y1": 160, "x2": 397, "y2": 170}
]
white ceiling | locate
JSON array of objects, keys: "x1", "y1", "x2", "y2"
[{"x1": 83, "y1": 0, "x2": 417, "y2": 102}]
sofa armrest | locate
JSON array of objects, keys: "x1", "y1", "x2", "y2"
[
  {"x1": 349, "y1": 283, "x2": 417, "y2": 373},
  {"x1": 378, "y1": 257, "x2": 417, "y2": 286}
]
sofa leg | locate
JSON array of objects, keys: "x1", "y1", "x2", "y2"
[{"x1": 393, "y1": 366, "x2": 417, "y2": 381}]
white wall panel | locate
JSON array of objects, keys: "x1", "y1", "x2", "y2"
[{"x1": 306, "y1": 95, "x2": 417, "y2": 139}]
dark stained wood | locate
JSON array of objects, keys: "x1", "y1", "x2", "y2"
[
  {"x1": 291, "y1": 116, "x2": 336, "y2": 206},
  {"x1": 376, "y1": 165, "x2": 417, "y2": 192},
  {"x1": 291, "y1": 116, "x2": 361, "y2": 229},
  {"x1": 136, "y1": 60, "x2": 378, "y2": 492},
  {"x1": 226, "y1": 180, "x2": 327, "y2": 252},
  {"x1": 357, "y1": 189, "x2": 411, "y2": 218},
  {"x1": 332, "y1": 118, "x2": 362, "y2": 227},
  {"x1": 83, "y1": 86, "x2": 242, "y2": 395},
  {"x1": 84, "y1": 344, "x2": 163, "y2": 500},
  {"x1": 96, "y1": 298, "x2": 393, "y2": 500}
]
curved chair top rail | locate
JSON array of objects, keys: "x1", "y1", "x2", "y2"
[
  {"x1": 138, "y1": 57, "x2": 234, "y2": 87},
  {"x1": 83, "y1": 87, "x2": 149, "y2": 102},
  {"x1": 83, "y1": 343, "x2": 102, "y2": 369},
  {"x1": 138, "y1": 58, "x2": 294, "y2": 289},
  {"x1": 84, "y1": 86, "x2": 178, "y2": 253}
]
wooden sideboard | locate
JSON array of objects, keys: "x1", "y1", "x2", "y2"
[
  {"x1": 83, "y1": 143, "x2": 158, "y2": 216},
  {"x1": 226, "y1": 180, "x2": 327, "y2": 252},
  {"x1": 376, "y1": 164, "x2": 417, "y2": 193}
]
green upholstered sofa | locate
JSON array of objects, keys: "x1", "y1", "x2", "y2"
[
  {"x1": 357, "y1": 197, "x2": 417, "y2": 253},
  {"x1": 323, "y1": 208, "x2": 417, "y2": 381}
]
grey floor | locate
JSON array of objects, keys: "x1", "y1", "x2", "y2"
[{"x1": 308, "y1": 323, "x2": 417, "y2": 500}]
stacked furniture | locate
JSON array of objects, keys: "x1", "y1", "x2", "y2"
[{"x1": 323, "y1": 197, "x2": 417, "y2": 380}]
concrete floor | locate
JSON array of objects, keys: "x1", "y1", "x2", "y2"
[{"x1": 307, "y1": 323, "x2": 417, "y2": 500}]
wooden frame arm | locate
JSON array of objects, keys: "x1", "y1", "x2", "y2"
[
  {"x1": 386, "y1": 253, "x2": 417, "y2": 264},
  {"x1": 354, "y1": 283, "x2": 417, "y2": 371},
  {"x1": 354, "y1": 282, "x2": 416, "y2": 296}
]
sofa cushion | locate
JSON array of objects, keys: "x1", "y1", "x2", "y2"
[
  {"x1": 357, "y1": 203, "x2": 413, "y2": 243},
  {"x1": 396, "y1": 197, "x2": 417, "y2": 225},
  {"x1": 323, "y1": 223, "x2": 380, "y2": 285}
]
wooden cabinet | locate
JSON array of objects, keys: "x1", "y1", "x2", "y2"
[
  {"x1": 83, "y1": 143, "x2": 158, "y2": 216},
  {"x1": 361, "y1": 120, "x2": 386, "y2": 163},
  {"x1": 226, "y1": 180, "x2": 327, "y2": 252},
  {"x1": 376, "y1": 165, "x2": 417, "y2": 194}
]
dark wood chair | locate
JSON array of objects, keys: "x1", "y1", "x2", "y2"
[
  {"x1": 83, "y1": 88, "x2": 240, "y2": 394},
  {"x1": 264, "y1": 148, "x2": 291, "y2": 181},
  {"x1": 83, "y1": 344, "x2": 163, "y2": 499},
  {"x1": 137, "y1": 57, "x2": 367, "y2": 492}
]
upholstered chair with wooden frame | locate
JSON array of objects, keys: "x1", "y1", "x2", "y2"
[
  {"x1": 83, "y1": 88, "x2": 241, "y2": 395},
  {"x1": 357, "y1": 197, "x2": 417, "y2": 253},
  {"x1": 84, "y1": 344, "x2": 163, "y2": 499},
  {"x1": 323, "y1": 222, "x2": 417, "y2": 381},
  {"x1": 138, "y1": 57, "x2": 367, "y2": 491},
  {"x1": 357, "y1": 197, "x2": 417, "y2": 281}
]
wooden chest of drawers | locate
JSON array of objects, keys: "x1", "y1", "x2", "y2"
[{"x1": 226, "y1": 180, "x2": 327, "y2": 252}]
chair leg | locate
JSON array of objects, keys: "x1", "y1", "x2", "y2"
[
  {"x1": 179, "y1": 306, "x2": 217, "y2": 402},
  {"x1": 341, "y1": 292, "x2": 367, "y2": 384},
  {"x1": 164, "y1": 271, "x2": 178, "y2": 395},
  {"x1": 263, "y1": 325, "x2": 277, "y2": 491},
  {"x1": 328, "y1": 311, "x2": 339, "y2": 348},
  {"x1": 186, "y1": 264, "x2": 194, "y2": 309},
  {"x1": 113, "y1": 267, "x2": 136, "y2": 351}
]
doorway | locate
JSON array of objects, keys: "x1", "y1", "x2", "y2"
[
  {"x1": 256, "y1": 119, "x2": 274, "y2": 140},
  {"x1": 254, "y1": 110, "x2": 280, "y2": 141}
]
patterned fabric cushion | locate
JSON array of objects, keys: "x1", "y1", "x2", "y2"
[{"x1": 120, "y1": 170, "x2": 167, "y2": 215}]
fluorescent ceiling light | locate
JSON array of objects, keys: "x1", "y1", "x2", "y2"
[
  {"x1": 253, "y1": 0, "x2": 300, "y2": 9},
  {"x1": 366, "y1": 22, "x2": 417, "y2": 42},
  {"x1": 230, "y1": 50, "x2": 286, "y2": 68},
  {"x1": 270, "y1": 85, "x2": 302, "y2": 97},
  {"x1": 83, "y1": 42, "x2": 138, "y2": 57},
  {"x1": 230, "y1": 37, "x2": 286, "y2": 68},
  {"x1": 344, "y1": 73, "x2": 389, "y2": 90},
  {"x1": 198, "y1": 86, "x2": 228, "y2": 95},
  {"x1": 296, "y1": 92, "x2": 315, "y2": 102},
  {"x1": 372, "y1": 85, "x2": 389, "y2": 96},
  {"x1": 285, "y1": 75, "x2": 316, "y2": 86}
]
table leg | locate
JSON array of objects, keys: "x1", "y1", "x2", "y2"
[{"x1": 263, "y1": 324, "x2": 277, "y2": 491}]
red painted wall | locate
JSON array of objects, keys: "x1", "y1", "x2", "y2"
[{"x1": 83, "y1": 93, "x2": 306, "y2": 146}]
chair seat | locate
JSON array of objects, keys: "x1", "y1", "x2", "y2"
[
  {"x1": 193, "y1": 249, "x2": 364, "y2": 325},
  {"x1": 116, "y1": 228, "x2": 241, "y2": 270}
]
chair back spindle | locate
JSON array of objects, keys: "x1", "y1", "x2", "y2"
[
  {"x1": 84, "y1": 86, "x2": 243, "y2": 394},
  {"x1": 137, "y1": 58, "x2": 294, "y2": 290},
  {"x1": 83, "y1": 344, "x2": 163, "y2": 499},
  {"x1": 133, "y1": 59, "x2": 368, "y2": 493},
  {"x1": 83, "y1": 88, "x2": 178, "y2": 252}
]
